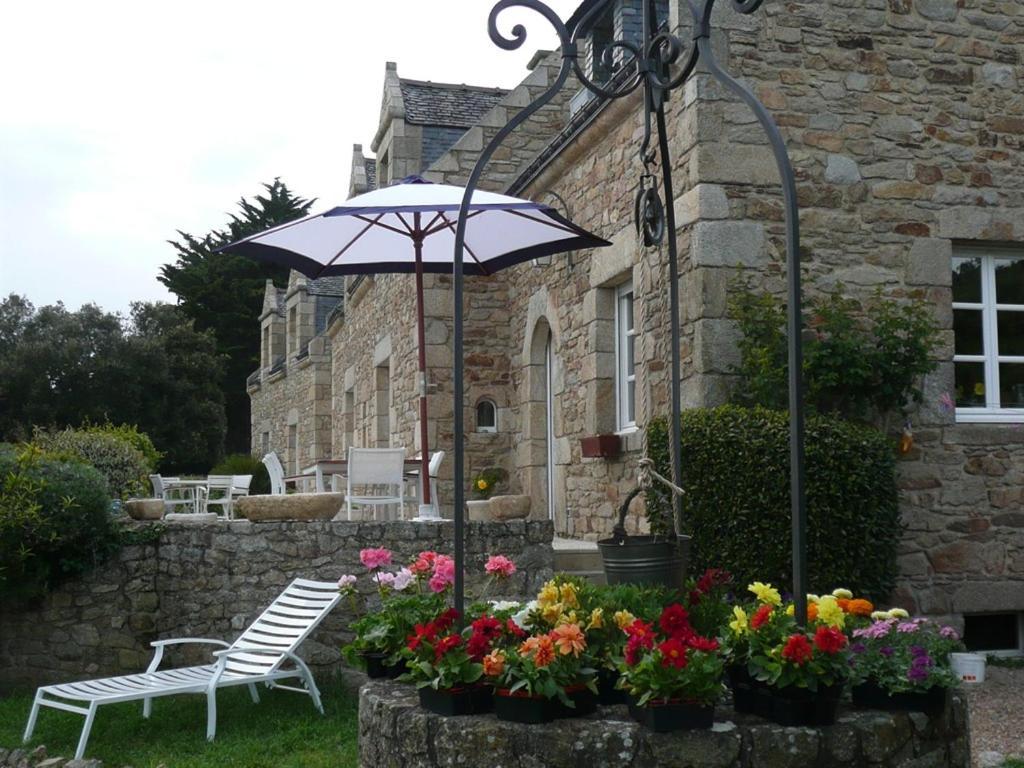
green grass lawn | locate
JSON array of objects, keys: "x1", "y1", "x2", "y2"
[{"x1": 0, "y1": 677, "x2": 359, "y2": 767}]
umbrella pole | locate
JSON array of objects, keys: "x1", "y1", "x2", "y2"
[{"x1": 413, "y1": 224, "x2": 434, "y2": 520}]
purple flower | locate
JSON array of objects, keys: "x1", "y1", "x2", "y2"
[
  {"x1": 939, "y1": 625, "x2": 959, "y2": 640},
  {"x1": 908, "y1": 664, "x2": 930, "y2": 682},
  {"x1": 909, "y1": 645, "x2": 928, "y2": 658},
  {"x1": 897, "y1": 622, "x2": 920, "y2": 633},
  {"x1": 879, "y1": 646, "x2": 894, "y2": 658},
  {"x1": 850, "y1": 642, "x2": 867, "y2": 654}
]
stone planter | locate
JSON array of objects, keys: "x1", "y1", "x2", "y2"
[
  {"x1": 236, "y1": 492, "x2": 343, "y2": 521},
  {"x1": 489, "y1": 495, "x2": 530, "y2": 521},
  {"x1": 465, "y1": 499, "x2": 492, "y2": 521},
  {"x1": 124, "y1": 498, "x2": 164, "y2": 520}
]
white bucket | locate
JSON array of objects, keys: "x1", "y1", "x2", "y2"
[{"x1": 950, "y1": 652, "x2": 986, "y2": 684}]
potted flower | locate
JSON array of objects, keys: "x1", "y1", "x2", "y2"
[
  {"x1": 402, "y1": 609, "x2": 487, "y2": 716},
  {"x1": 486, "y1": 621, "x2": 596, "y2": 724},
  {"x1": 747, "y1": 593, "x2": 851, "y2": 727},
  {"x1": 467, "y1": 468, "x2": 503, "y2": 521},
  {"x1": 723, "y1": 581, "x2": 783, "y2": 716},
  {"x1": 850, "y1": 614, "x2": 962, "y2": 715},
  {"x1": 616, "y1": 604, "x2": 724, "y2": 732}
]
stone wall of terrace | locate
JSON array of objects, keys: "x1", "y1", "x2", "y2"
[{"x1": 0, "y1": 519, "x2": 554, "y2": 690}]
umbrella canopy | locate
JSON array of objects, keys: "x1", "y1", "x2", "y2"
[
  {"x1": 219, "y1": 176, "x2": 610, "y2": 518},
  {"x1": 220, "y1": 176, "x2": 610, "y2": 277}
]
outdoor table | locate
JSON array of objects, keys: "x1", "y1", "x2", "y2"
[
  {"x1": 159, "y1": 478, "x2": 208, "y2": 514},
  {"x1": 292, "y1": 458, "x2": 422, "y2": 494}
]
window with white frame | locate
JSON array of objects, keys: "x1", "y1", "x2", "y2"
[
  {"x1": 476, "y1": 399, "x2": 497, "y2": 433},
  {"x1": 952, "y1": 248, "x2": 1024, "y2": 422},
  {"x1": 615, "y1": 280, "x2": 637, "y2": 431}
]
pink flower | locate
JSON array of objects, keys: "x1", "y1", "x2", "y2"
[
  {"x1": 360, "y1": 548, "x2": 392, "y2": 571},
  {"x1": 337, "y1": 574, "x2": 357, "y2": 590},
  {"x1": 485, "y1": 555, "x2": 517, "y2": 579},
  {"x1": 409, "y1": 550, "x2": 438, "y2": 575},
  {"x1": 392, "y1": 567, "x2": 415, "y2": 592},
  {"x1": 374, "y1": 571, "x2": 396, "y2": 589}
]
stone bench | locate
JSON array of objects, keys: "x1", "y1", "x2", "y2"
[{"x1": 359, "y1": 680, "x2": 970, "y2": 768}]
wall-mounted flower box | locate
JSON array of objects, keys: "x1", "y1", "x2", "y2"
[{"x1": 581, "y1": 434, "x2": 622, "y2": 459}]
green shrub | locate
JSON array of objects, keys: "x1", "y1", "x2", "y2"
[
  {"x1": 210, "y1": 453, "x2": 270, "y2": 495},
  {"x1": 646, "y1": 406, "x2": 901, "y2": 600},
  {"x1": 0, "y1": 444, "x2": 115, "y2": 605},
  {"x1": 32, "y1": 425, "x2": 151, "y2": 500},
  {"x1": 81, "y1": 421, "x2": 162, "y2": 473}
]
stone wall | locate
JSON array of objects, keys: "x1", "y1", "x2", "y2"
[
  {"x1": 0, "y1": 519, "x2": 554, "y2": 690},
  {"x1": 359, "y1": 681, "x2": 971, "y2": 768}
]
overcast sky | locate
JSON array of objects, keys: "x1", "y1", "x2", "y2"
[{"x1": 0, "y1": 0, "x2": 581, "y2": 314}]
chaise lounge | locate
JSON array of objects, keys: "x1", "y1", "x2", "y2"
[{"x1": 23, "y1": 578, "x2": 340, "y2": 760}]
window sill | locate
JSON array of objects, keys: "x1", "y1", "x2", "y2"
[{"x1": 955, "y1": 409, "x2": 1024, "y2": 424}]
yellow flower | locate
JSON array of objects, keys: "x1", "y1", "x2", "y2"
[
  {"x1": 557, "y1": 609, "x2": 578, "y2": 626},
  {"x1": 748, "y1": 581, "x2": 782, "y2": 606},
  {"x1": 889, "y1": 608, "x2": 910, "y2": 619},
  {"x1": 477, "y1": 478, "x2": 488, "y2": 490},
  {"x1": 586, "y1": 608, "x2": 604, "y2": 631},
  {"x1": 559, "y1": 582, "x2": 579, "y2": 609},
  {"x1": 729, "y1": 605, "x2": 749, "y2": 635},
  {"x1": 614, "y1": 610, "x2": 636, "y2": 631},
  {"x1": 537, "y1": 581, "x2": 559, "y2": 608},
  {"x1": 832, "y1": 588, "x2": 853, "y2": 600},
  {"x1": 816, "y1": 595, "x2": 846, "y2": 628},
  {"x1": 541, "y1": 601, "x2": 564, "y2": 624}
]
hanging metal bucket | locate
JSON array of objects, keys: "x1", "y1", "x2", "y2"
[{"x1": 597, "y1": 488, "x2": 690, "y2": 589}]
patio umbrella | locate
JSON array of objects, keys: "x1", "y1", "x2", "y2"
[{"x1": 219, "y1": 176, "x2": 610, "y2": 516}]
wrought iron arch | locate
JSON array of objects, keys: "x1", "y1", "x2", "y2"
[{"x1": 451, "y1": 0, "x2": 808, "y2": 624}]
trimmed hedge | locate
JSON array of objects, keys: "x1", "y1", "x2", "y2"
[
  {"x1": 647, "y1": 406, "x2": 901, "y2": 600},
  {"x1": 32, "y1": 425, "x2": 152, "y2": 500},
  {"x1": 210, "y1": 453, "x2": 270, "y2": 495}
]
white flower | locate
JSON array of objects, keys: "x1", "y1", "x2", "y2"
[
  {"x1": 888, "y1": 608, "x2": 910, "y2": 619},
  {"x1": 806, "y1": 594, "x2": 820, "y2": 603},
  {"x1": 489, "y1": 600, "x2": 522, "y2": 613},
  {"x1": 391, "y1": 567, "x2": 414, "y2": 592},
  {"x1": 511, "y1": 600, "x2": 538, "y2": 630},
  {"x1": 832, "y1": 588, "x2": 853, "y2": 600},
  {"x1": 337, "y1": 574, "x2": 357, "y2": 590},
  {"x1": 871, "y1": 610, "x2": 891, "y2": 621}
]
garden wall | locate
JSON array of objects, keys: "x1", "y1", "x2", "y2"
[{"x1": 0, "y1": 519, "x2": 554, "y2": 691}]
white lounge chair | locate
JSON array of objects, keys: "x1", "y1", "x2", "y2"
[{"x1": 23, "y1": 578, "x2": 340, "y2": 760}]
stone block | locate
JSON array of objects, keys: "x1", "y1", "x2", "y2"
[
  {"x1": 674, "y1": 184, "x2": 730, "y2": 228},
  {"x1": 952, "y1": 581, "x2": 1024, "y2": 612},
  {"x1": 905, "y1": 238, "x2": 953, "y2": 287},
  {"x1": 824, "y1": 154, "x2": 862, "y2": 185},
  {"x1": 915, "y1": 0, "x2": 957, "y2": 20},
  {"x1": 236, "y1": 494, "x2": 344, "y2": 522},
  {"x1": 691, "y1": 221, "x2": 766, "y2": 267},
  {"x1": 489, "y1": 495, "x2": 531, "y2": 521}
]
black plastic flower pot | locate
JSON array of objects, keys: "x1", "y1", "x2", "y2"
[
  {"x1": 362, "y1": 652, "x2": 393, "y2": 679},
  {"x1": 469, "y1": 683, "x2": 494, "y2": 714},
  {"x1": 418, "y1": 686, "x2": 477, "y2": 716},
  {"x1": 726, "y1": 665, "x2": 757, "y2": 714},
  {"x1": 597, "y1": 668, "x2": 626, "y2": 705},
  {"x1": 852, "y1": 680, "x2": 948, "y2": 716},
  {"x1": 493, "y1": 691, "x2": 557, "y2": 724},
  {"x1": 557, "y1": 685, "x2": 598, "y2": 718},
  {"x1": 628, "y1": 697, "x2": 715, "y2": 733},
  {"x1": 769, "y1": 684, "x2": 843, "y2": 727}
]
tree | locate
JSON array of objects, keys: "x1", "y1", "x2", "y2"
[
  {"x1": 158, "y1": 179, "x2": 315, "y2": 454},
  {"x1": 0, "y1": 295, "x2": 226, "y2": 473}
]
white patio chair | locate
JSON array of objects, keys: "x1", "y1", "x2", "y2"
[
  {"x1": 406, "y1": 451, "x2": 445, "y2": 520},
  {"x1": 263, "y1": 452, "x2": 286, "y2": 495},
  {"x1": 23, "y1": 578, "x2": 339, "y2": 760},
  {"x1": 346, "y1": 447, "x2": 406, "y2": 521},
  {"x1": 149, "y1": 474, "x2": 197, "y2": 514},
  {"x1": 230, "y1": 474, "x2": 253, "y2": 517},
  {"x1": 201, "y1": 475, "x2": 236, "y2": 518}
]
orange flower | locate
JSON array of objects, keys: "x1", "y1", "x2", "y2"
[
  {"x1": 846, "y1": 598, "x2": 874, "y2": 617},
  {"x1": 519, "y1": 636, "x2": 540, "y2": 655},
  {"x1": 550, "y1": 623, "x2": 587, "y2": 657},
  {"x1": 836, "y1": 598, "x2": 851, "y2": 612},
  {"x1": 808, "y1": 603, "x2": 819, "y2": 622},
  {"x1": 483, "y1": 650, "x2": 506, "y2": 677},
  {"x1": 532, "y1": 635, "x2": 556, "y2": 667}
]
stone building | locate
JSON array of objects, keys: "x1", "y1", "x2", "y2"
[{"x1": 250, "y1": 0, "x2": 1023, "y2": 640}]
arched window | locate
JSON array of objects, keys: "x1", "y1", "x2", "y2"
[{"x1": 476, "y1": 399, "x2": 497, "y2": 433}]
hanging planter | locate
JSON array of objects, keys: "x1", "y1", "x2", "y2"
[{"x1": 597, "y1": 488, "x2": 689, "y2": 589}]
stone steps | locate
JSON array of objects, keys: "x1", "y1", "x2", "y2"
[{"x1": 552, "y1": 537, "x2": 606, "y2": 585}]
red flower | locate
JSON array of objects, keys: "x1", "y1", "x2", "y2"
[
  {"x1": 625, "y1": 619, "x2": 656, "y2": 642},
  {"x1": 687, "y1": 635, "x2": 719, "y2": 653},
  {"x1": 814, "y1": 626, "x2": 847, "y2": 655},
  {"x1": 407, "y1": 621, "x2": 439, "y2": 652},
  {"x1": 750, "y1": 604, "x2": 773, "y2": 630},
  {"x1": 505, "y1": 619, "x2": 526, "y2": 639},
  {"x1": 434, "y1": 634, "x2": 462, "y2": 662},
  {"x1": 467, "y1": 633, "x2": 492, "y2": 662},
  {"x1": 657, "y1": 637, "x2": 689, "y2": 669},
  {"x1": 695, "y1": 567, "x2": 731, "y2": 594},
  {"x1": 659, "y1": 604, "x2": 692, "y2": 639},
  {"x1": 435, "y1": 608, "x2": 460, "y2": 632},
  {"x1": 781, "y1": 634, "x2": 813, "y2": 666},
  {"x1": 471, "y1": 616, "x2": 503, "y2": 641},
  {"x1": 624, "y1": 635, "x2": 648, "y2": 666}
]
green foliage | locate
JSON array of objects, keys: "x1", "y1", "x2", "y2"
[
  {"x1": 211, "y1": 453, "x2": 270, "y2": 495},
  {"x1": 0, "y1": 444, "x2": 114, "y2": 605},
  {"x1": 83, "y1": 421, "x2": 162, "y2": 473},
  {"x1": 32, "y1": 425, "x2": 151, "y2": 499},
  {"x1": 646, "y1": 407, "x2": 902, "y2": 600},
  {"x1": 728, "y1": 282, "x2": 940, "y2": 420},
  {"x1": 619, "y1": 646, "x2": 724, "y2": 707},
  {"x1": 158, "y1": 179, "x2": 315, "y2": 454},
  {"x1": 0, "y1": 296, "x2": 226, "y2": 474}
]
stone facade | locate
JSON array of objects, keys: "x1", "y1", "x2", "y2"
[
  {"x1": 249, "y1": 0, "x2": 1024, "y2": 625},
  {"x1": 359, "y1": 680, "x2": 971, "y2": 768},
  {"x1": 0, "y1": 519, "x2": 554, "y2": 690}
]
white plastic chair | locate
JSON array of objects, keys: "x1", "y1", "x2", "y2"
[
  {"x1": 406, "y1": 451, "x2": 445, "y2": 520},
  {"x1": 201, "y1": 476, "x2": 236, "y2": 518},
  {"x1": 263, "y1": 452, "x2": 286, "y2": 495},
  {"x1": 149, "y1": 474, "x2": 196, "y2": 514},
  {"x1": 24, "y1": 578, "x2": 339, "y2": 761},
  {"x1": 345, "y1": 447, "x2": 406, "y2": 521}
]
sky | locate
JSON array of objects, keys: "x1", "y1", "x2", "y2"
[{"x1": 0, "y1": 0, "x2": 581, "y2": 315}]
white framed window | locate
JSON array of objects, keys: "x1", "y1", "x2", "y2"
[
  {"x1": 953, "y1": 247, "x2": 1024, "y2": 423},
  {"x1": 476, "y1": 399, "x2": 498, "y2": 433},
  {"x1": 615, "y1": 280, "x2": 637, "y2": 431}
]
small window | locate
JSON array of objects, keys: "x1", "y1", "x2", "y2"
[
  {"x1": 953, "y1": 248, "x2": 1024, "y2": 422},
  {"x1": 476, "y1": 399, "x2": 497, "y2": 433},
  {"x1": 615, "y1": 281, "x2": 637, "y2": 431},
  {"x1": 962, "y1": 612, "x2": 1021, "y2": 653}
]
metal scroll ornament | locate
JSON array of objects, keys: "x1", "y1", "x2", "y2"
[{"x1": 451, "y1": 0, "x2": 806, "y2": 623}]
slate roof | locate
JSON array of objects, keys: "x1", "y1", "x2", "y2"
[
  {"x1": 399, "y1": 79, "x2": 509, "y2": 128},
  {"x1": 365, "y1": 158, "x2": 377, "y2": 190},
  {"x1": 308, "y1": 276, "x2": 346, "y2": 297}
]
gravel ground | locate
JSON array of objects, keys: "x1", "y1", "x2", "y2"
[{"x1": 964, "y1": 666, "x2": 1024, "y2": 767}]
